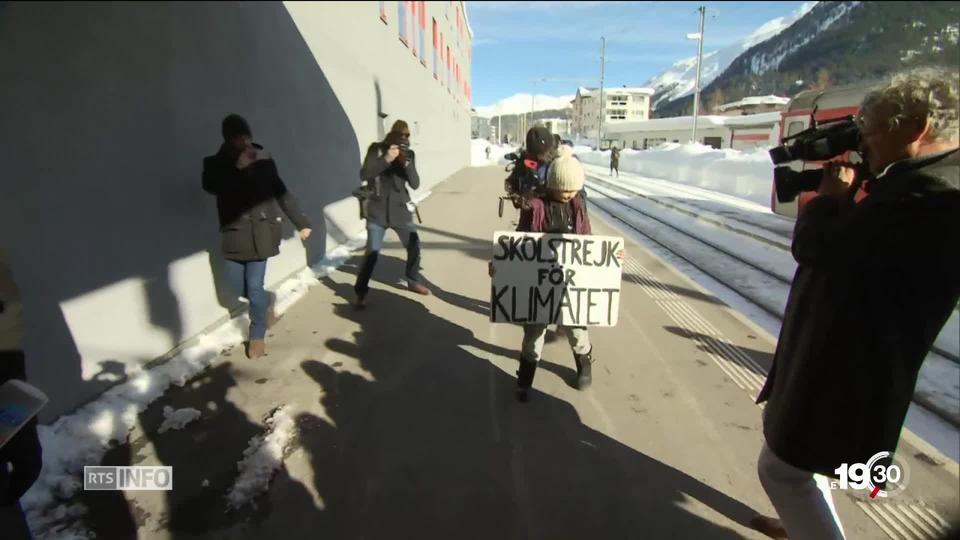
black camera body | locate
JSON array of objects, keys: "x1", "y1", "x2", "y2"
[
  {"x1": 769, "y1": 115, "x2": 862, "y2": 203},
  {"x1": 498, "y1": 150, "x2": 546, "y2": 217}
]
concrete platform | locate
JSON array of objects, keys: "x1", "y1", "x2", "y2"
[{"x1": 75, "y1": 166, "x2": 959, "y2": 539}]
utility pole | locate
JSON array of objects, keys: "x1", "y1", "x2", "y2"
[
  {"x1": 690, "y1": 6, "x2": 706, "y2": 144},
  {"x1": 597, "y1": 36, "x2": 606, "y2": 150},
  {"x1": 497, "y1": 106, "x2": 502, "y2": 145}
]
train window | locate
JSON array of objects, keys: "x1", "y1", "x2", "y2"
[
  {"x1": 703, "y1": 136, "x2": 722, "y2": 149},
  {"x1": 786, "y1": 121, "x2": 805, "y2": 137}
]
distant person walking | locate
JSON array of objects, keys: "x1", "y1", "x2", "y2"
[
  {"x1": 202, "y1": 114, "x2": 312, "y2": 358},
  {"x1": 354, "y1": 120, "x2": 430, "y2": 308},
  {"x1": 485, "y1": 145, "x2": 492, "y2": 163},
  {"x1": 610, "y1": 146, "x2": 620, "y2": 177}
]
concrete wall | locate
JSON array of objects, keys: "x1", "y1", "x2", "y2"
[{"x1": 0, "y1": 1, "x2": 471, "y2": 421}]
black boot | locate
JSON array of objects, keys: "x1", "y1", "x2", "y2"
[
  {"x1": 354, "y1": 251, "x2": 379, "y2": 308},
  {"x1": 574, "y1": 348, "x2": 594, "y2": 390},
  {"x1": 516, "y1": 358, "x2": 538, "y2": 402}
]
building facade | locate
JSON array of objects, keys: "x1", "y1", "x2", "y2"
[
  {"x1": 571, "y1": 86, "x2": 655, "y2": 141},
  {"x1": 539, "y1": 118, "x2": 571, "y2": 138},
  {"x1": 0, "y1": 1, "x2": 473, "y2": 420}
]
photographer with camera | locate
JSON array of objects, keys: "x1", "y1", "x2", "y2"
[
  {"x1": 353, "y1": 120, "x2": 430, "y2": 308},
  {"x1": 202, "y1": 114, "x2": 313, "y2": 359},
  {"x1": 753, "y1": 68, "x2": 960, "y2": 540}
]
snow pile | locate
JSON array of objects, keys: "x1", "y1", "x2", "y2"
[
  {"x1": 471, "y1": 139, "x2": 514, "y2": 167},
  {"x1": 576, "y1": 143, "x2": 775, "y2": 207},
  {"x1": 157, "y1": 406, "x2": 202, "y2": 434},
  {"x1": 474, "y1": 93, "x2": 573, "y2": 118},
  {"x1": 225, "y1": 406, "x2": 297, "y2": 511},
  {"x1": 19, "y1": 229, "x2": 374, "y2": 539}
]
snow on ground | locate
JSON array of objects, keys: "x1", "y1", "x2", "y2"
[
  {"x1": 470, "y1": 139, "x2": 514, "y2": 167},
  {"x1": 225, "y1": 405, "x2": 297, "y2": 511},
  {"x1": 586, "y1": 187, "x2": 960, "y2": 462},
  {"x1": 580, "y1": 147, "x2": 959, "y2": 460},
  {"x1": 21, "y1": 229, "x2": 373, "y2": 539},
  {"x1": 158, "y1": 406, "x2": 202, "y2": 434},
  {"x1": 577, "y1": 143, "x2": 775, "y2": 207}
]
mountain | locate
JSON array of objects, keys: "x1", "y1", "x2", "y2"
[
  {"x1": 645, "y1": 1, "x2": 819, "y2": 111},
  {"x1": 655, "y1": 1, "x2": 960, "y2": 117},
  {"x1": 474, "y1": 93, "x2": 574, "y2": 118}
]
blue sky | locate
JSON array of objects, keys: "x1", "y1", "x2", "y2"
[{"x1": 467, "y1": 1, "x2": 810, "y2": 106}]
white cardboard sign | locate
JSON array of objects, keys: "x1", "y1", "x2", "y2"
[{"x1": 490, "y1": 232, "x2": 625, "y2": 326}]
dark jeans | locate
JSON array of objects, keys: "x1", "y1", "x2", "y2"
[
  {"x1": 354, "y1": 223, "x2": 421, "y2": 297},
  {"x1": 224, "y1": 259, "x2": 268, "y2": 340}
]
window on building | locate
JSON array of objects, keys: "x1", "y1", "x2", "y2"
[
  {"x1": 643, "y1": 137, "x2": 666, "y2": 149},
  {"x1": 410, "y1": 2, "x2": 417, "y2": 56},
  {"x1": 432, "y1": 19, "x2": 438, "y2": 79},
  {"x1": 703, "y1": 136, "x2": 723, "y2": 149},
  {"x1": 419, "y1": 1, "x2": 427, "y2": 64},
  {"x1": 398, "y1": 1, "x2": 408, "y2": 45},
  {"x1": 379, "y1": 1, "x2": 387, "y2": 23}
]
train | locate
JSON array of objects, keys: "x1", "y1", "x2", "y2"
[{"x1": 596, "y1": 81, "x2": 881, "y2": 219}]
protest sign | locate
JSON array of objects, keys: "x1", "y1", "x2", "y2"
[{"x1": 490, "y1": 232, "x2": 624, "y2": 326}]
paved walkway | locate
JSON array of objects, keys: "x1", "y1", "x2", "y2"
[{"x1": 74, "y1": 166, "x2": 958, "y2": 539}]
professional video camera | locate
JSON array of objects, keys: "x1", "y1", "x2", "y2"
[
  {"x1": 498, "y1": 149, "x2": 546, "y2": 217},
  {"x1": 769, "y1": 115, "x2": 864, "y2": 203}
]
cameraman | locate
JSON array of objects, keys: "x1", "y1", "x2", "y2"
[
  {"x1": 754, "y1": 68, "x2": 960, "y2": 539},
  {"x1": 354, "y1": 120, "x2": 430, "y2": 307}
]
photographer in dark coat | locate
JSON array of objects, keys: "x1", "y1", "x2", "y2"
[
  {"x1": 753, "y1": 68, "x2": 960, "y2": 540},
  {"x1": 354, "y1": 120, "x2": 430, "y2": 307},
  {"x1": 202, "y1": 114, "x2": 312, "y2": 358}
]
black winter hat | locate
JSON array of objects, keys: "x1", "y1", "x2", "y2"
[
  {"x1": 526, "y1": 126, "x2": 554, "y2": 156},
  {"x1": 222, "y1": 114, "x2": 252, "y2": 141}
]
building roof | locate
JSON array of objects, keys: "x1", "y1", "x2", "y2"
[
  {"x1": 717, "y1": 95, "x2": 790, "y2": 112},
  {"x1": 576, "y1": 86, "x2": 654, "y2": 98},
  {"x1": 605, "y1": 112, "x2": 781, "y2": 133}
]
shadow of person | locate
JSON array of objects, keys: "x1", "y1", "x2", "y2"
[
  {"x1": 661, "y1": 325, "x2": 775, "y2": 372},
  {"x1": 287, "y1": 278, "x2": 762, "y2": 539},
  {"x1": 81, "y1": 362, "x2": 318, "y2": 538}
]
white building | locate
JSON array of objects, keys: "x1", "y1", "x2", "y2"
[
  {"x1": 604, "y1": 112, "x2": 782, "y2": 151},
  {"x1": 539, "y1": 118, "x2": 571, "y2": 138},
  {"x1": 571, "y1": 86, "x2": 655, "y2": 141}
]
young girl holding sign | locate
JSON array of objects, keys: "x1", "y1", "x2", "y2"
[{"x1": 492, "y1": 146, "x2": 595, "y2": 402}]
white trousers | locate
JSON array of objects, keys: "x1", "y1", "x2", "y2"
[{"x1": 757, "y1": 442, "x2": 847, "y2": 540}]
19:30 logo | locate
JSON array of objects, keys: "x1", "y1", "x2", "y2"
[{"x1": 831, "y1": 451, "x2": 911, "y2": 499}]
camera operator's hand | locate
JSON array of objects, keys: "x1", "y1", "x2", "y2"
[
  {"x1": 237, "y1": 146, "x2": 257, "y2": 170},
  {"x1": 819, "y1": 161, "x2": 857, "y2": 199},
  {"x1": 384, "y1": 145, "x2": 401, "y2": 163}
]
